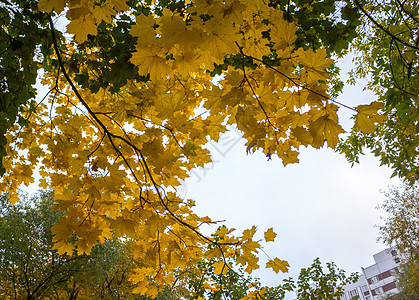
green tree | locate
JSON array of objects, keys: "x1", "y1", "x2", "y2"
[
  {"x1": 0, "y1": 190, "x2": 81, "y2": 299},
  {"x1": 339, "y1": 0, "x2": 419, "y2": 183},
  {"x1": 378, "y1": 184, "x2": 419, "y2": 300},
  {"x1": 0, "y1": 0, "x2": 56, "y2": 174},
  {"x1": 378, "y1": 184, "x2": 419, "y2": 257},
  {"x1": 391, "y1": 255, "x2": 419, "y2": 299},
  {"x1": 182, "y1": 257, "x2": 295, "y2": 299},
  {"x1": 295, "y1": 258, "x2": 358, "y2": 300},
  {"x1": 0, "y1": 190, "x2": 149, "y2": 299},
  {"x1": 182, "y1": 254, "x2": 357, "y2": 299}
]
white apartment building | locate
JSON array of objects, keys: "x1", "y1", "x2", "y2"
[{"x1": 341, "y1": 247, "x2": 402, "y2": 300}]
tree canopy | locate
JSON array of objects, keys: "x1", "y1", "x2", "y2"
[
  {"x1": 378, "y1": 184, "x2": 419, "y2": 259},
  {"x1": 0, "y1": 191, "x2": 139, "y2": 299},
  {"x1": 338, "y1": 0, "x2": 419, "y2": 183},
  {"x1": 378, "y1": 184, "x2": 419, "y2": 299},
  {"x1": 0, "y1": 0, "x2": 390, "y2": 297}
]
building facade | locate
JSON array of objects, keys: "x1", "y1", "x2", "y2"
[{"x1": 341, "y1": 248, "x2": 402, "y2": 300}]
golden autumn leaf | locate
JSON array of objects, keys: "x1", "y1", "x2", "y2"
[
  {"x1": 212, "y1": 261, "x2": 230, "y2": 275},
  {"x1": 131, "y1": 45, "x2": 171, "y2": 81},
  {"x1": 292, "y1": 126, "x2": 313, "y2": 146},
  {"x1": 298, "y1": 48, "x2": 334, "y2": 71},
  {"x1": 309, "y1": 116, "x2": 345, "y2": 149},
  {"x1": 241, "y1": 240, "x2": 260, "y2": 255},
  {"x1": 8, "y1": 193, "x2": 19, "y2": 205},
  {"x1": 200, "y1": 19, "x2": 240, "y2": 63},
  {"x1": 173, "y1": 50, "x2": 203, "y2": 76},
  {"x1": 242, "y1": 225, "x2": 257, "y2": 240},
  {"x1": 111, "y1": 215, "x2": 137, "y2": 236},
  {"x1": 28, "y1": 146, "x2": 43, "y2": 156},
  {"x1": 66, "y1": 11, "x2": 97, "y2": 42},
  {"x1": 270, "y1": 17, "x2": 297, "y2": 50},
  {"x1": 215, "y1": 226, "x2": 233, "y2": 238},
  {"x1": 131, "y1": 14, "x2": 156, "y2": 46},
  {"x1": 297, "y1": 48, "x2": 334, "y2": 84},
  {"x1": 266, "y1": 258, "x2": 290, "y2": 273},
  {"x1": 38, "y1": 0, "x2": 66, "y2": 13},
  {"x1": 107, "y1": 0, "x2": 129, "y2": 12},
  {"x1": 52, "y1": 240, "x2": 76, "y2": 256},
  {"x1": 264, "y1": 227, "x2": 277, "y2": 242},
  {"x1": 355, "y1": 101, "x2": 387, "y2": 133}
]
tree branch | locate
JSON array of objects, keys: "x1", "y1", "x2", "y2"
[
  {"x1": 354, "y1": 0, "x2": 419, "y2": 51},
  {"x1": 47, "y1": 14, "x2": 237, "y2": 256}
]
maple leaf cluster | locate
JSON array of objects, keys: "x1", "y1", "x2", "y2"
[{"x1": 0, "y1": 0, "x2": 386, "y2": 297}]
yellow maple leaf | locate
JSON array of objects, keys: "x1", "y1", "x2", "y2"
[
  {"x1": 200, "y1": 19, "x2": 239, "y2": 64},
  {"x1": 52, "y1": 240, "x2": 76, "y2": 255},
  {"x1": 173, "y1": 50, "x2": 203, "y2": 76},
  {"x1": 107, "y1": 0, "x2": 129, "y2": 11},
  {"x1": 298, "y1": 48, "x2": 333, "y2": 70},
  {"x1": 129, "y1": 267, "x2": 155, "y2": 283},
  {"x1": 242, "y1": 225, "x2": 257, "y2": 240},
  {"x1": 8, "y1": 193, "x2": 19, "y2": 205},
  {"x1": 297, "y1": 48, "x2": 334, "y2": 84},
  {"x1": 92, "y1": 2, "x2": 114, "y2": 24},
  {"x1": 355, "y1": 101, "x2": 387, "y2": 133},
  {"x1": 202, "y1": 113, "x2": 228, "y2": 142},
  {"x1": 241, "y1": 240, "x2": 260, "y2": 255},
  {"x1": 212, "y1": 261, "x2": 230, "y2": 275},
  {"x1": 38, "y1": 0, "x2": 67, "y2": 13},
  {"x1": 215, "y1": 226, "x2": 232, "y2": 237},
  {"x1": 282, "y1": 90, "x2": 310, "y2": 110},
  {"x1": 309, "y1": 116, "x2": 345, "y2": 149},
  {"x1": 158, "y1": 11, "x2": 202, "y2": 50},
  {"x1": 131, "y1": 45, "x2": 171, "y2": 81},
  {"x1": 112, "y1": 215, "x2": 137, "y2": 236},
  {"x1": 242, "y1": 37, "x2": 271, "y2": 58},
  {"x1": 270, "y1": 18, "x2": 297, "y2": 50},
  {"x1": 131, "y1": 14, "x2": 156, "y2": 46},
  {"x1": 264, "y1": 227, "x2": 277, "y2": 242},
  {"x1": 292, "y1": 126, "x2": 313, "y2": 146},
  {"x1": 153, "y1": 91, "x2": 189, "y2": 117},
  {"x1": 66, "y1": 11, "x2": 97, "y2": 43},
  {"x1": 266, "y1": 258, "x2": 289, "y2": 273},
  {"x1": 28, "y1": 146, "x2": 43, "y2": 156},
  {"x1": 278, "y1": 147, "x2": 300, "y2": 166},
  {"x1": 244, "y1": 256, "x2": 260, "y2": 273}
]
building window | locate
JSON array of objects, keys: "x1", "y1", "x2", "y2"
[
  {"x1": 370, "y1": 275, "x2": 380, "y2": 283},
  {"x1": 361, "y1": 284, "x2": 369, "y2": 292},
  {"x1": 394, "y1": 257, "x2": 401, "y2": 264},
  {"x1": 366, "y1": 296, "x2": 371, "y2": 300},
  {"x1": 375, "y1": 287, "x2": 383, "y2": 294},
  {"x1": 349, "y1": 289, "x2": 358, "y2": 297},
  {"x1": 391, "y1": 249, "x2": 397, "y2": 256}
]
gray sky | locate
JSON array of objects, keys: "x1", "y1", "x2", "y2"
[{"x1": 183, "y1": 55, "x2": 401, "y2": 296}]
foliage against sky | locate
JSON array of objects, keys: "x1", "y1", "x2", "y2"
[
  {"x1": 0, "y1": 190, "x2": 358, "y2": 299},
  {"x1": 378, "y1": 184, "x2": 419, "y2": 299},
  {"x1": 0, "y1": 0, "x2": 387, "y2": 297},
  {"x1": 339, "y1": 0, "x2": 419, "y2": 183}
]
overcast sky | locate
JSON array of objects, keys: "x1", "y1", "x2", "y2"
[{"x1": 183, "y1": 55, "x2": 401, "y2": 297}]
